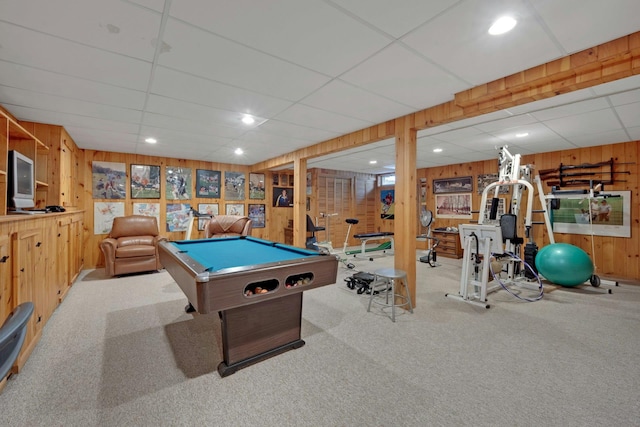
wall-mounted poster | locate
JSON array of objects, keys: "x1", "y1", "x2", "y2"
[
  {"x1": 197, "y1": 203, "x2": 218, "y2": 230},
  {"x1": 225, "y1": 172, "x2": 245, "y2": 200},
  {"x1": 306, "y1": 172, "x2": 312, "y2": 195},
  {"x1": 433, "y1": 176, "x2": 473, "y2": 194},
  {"x1": 226, "y1": 203, "x2": 245, "y2": 216},
  {"x1": 248, "y1": 204, "x2": 266, "y2": 228},
  {"x1": 166, "y1": 203, "x2": 191, "y2": 232},
  {"x1": 249, "y1": 173, "x2": 265, "y2": 200},
  {"x1": 551, "y1": 191, "x2": 631, "y2": 238},
  {"x1": 273, "y1": 187, "x2": 293, "y2": 207},
  {"x1": 477, "y1": 173, "x2": 510, "y2": 195},
  {"x1": 381, "y1": 189, "x2": 395, "y2": 219},
  {"x1": 166, "y1": 167, "x2": 192, "y2": 200},
  {"x1": 94, "y1": 202, "x2": 125, "y2": 234},
  {"x1": 92, "y1": 161, "x2": 126, "y2": 199},
  {"x1": 131, "y1": 164, "x2": 160, "y2": 199},
  {"x1": 133, "y1": 202, "x2": 161, "y2": 231},
  {"x1": 196, "y1": 169, "x2": 221, "y2": 198},
  {"x1": 435, "y1": 193, "x2": 473, "y2": 219}
]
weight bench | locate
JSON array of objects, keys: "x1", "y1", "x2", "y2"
[{"x1": 348, "y1": 232, "x2": 394, "y2": 259}]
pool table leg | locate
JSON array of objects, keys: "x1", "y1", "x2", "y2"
[{"x1": 217, "y1": 293, "x2": 304, "y2": 377}]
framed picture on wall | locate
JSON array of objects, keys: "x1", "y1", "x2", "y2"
[
  {"x1": 381, "y1": 189, "x2": 395, "y2": 219},
  {"x1": 166, "y1": 203, "x2": 191, "y2": 232},
  {"x1": 226, "y1": 203, "x2": 245, "y2": 216},
  {"x1": 131, "y1": 164, "x2": 160, "y2": 199},
  {"x1": 248, "y1": 204, "x2": 266, "y2": 228},
  {"x1": 225, "y1": 172, "x2": 245, "y2": 200},
  {"x1": 197, "y1": 203, "x2": 218, "y2": 230},
  {"x1": 132, "y1": 202, "x2": 161, "y2": 230},
  {"x1": 273, "y1": 187, "x2": 293, "y2": 207},
  {"x1": 477, "y1": 173, "x2": 510, "y2": 195},
  {"x1": 435, "y1": 193, "x2": 472, "y2": 219},
  {"x1": 433, "y1": 176, "x2": 473, "y2": 194},
  {"x1": 551, "y1": 191, "x2": 631, "y2": 238},
  {"x1": 249, "y1": 173, "x2": 265, "y2": 199},
  {"x1": 196, "y1": 169, "x2": 221, "y2": 198},
  {"x1": 94, "y1": 202, "x2": 125, "y2": 234},
  {"x1": 165, "y1": 167, "x2": 192, "y2": 200},
  {"x1": 92, "y1": 161, "x2": 126, "y2": 199}
]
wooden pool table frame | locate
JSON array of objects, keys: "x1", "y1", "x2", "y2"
[{"x1": 158, "y1": 238, "x2": 338, "y2": 376}]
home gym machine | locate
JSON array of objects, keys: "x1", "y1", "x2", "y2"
[
  {"x1": 446, "y1": 146, "x2": 545, "y2": 308},
  {"x1": 418, "y1": 206, "x2": 440, "y2": 267}
]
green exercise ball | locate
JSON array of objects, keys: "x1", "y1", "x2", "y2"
[{"x1": 535, "y1": 243, "x2": 594, "y2": 287}]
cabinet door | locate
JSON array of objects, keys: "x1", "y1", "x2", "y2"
[
  {"x1": 70, "y1": 215, "x2": 84, "y2": 282},
  {"x1": 0, "y1": 235, "x2": 12, "y2": 323},
  {"x1": 57, "y1": 218, "x2": 72, "y2": 301},
  {"x1": 12, "y1": 229, "x2": 45, "y2": 358}
]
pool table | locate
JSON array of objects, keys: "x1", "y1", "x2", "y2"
[{"x1": 158, "y1": 236, "x2": 338, "y2": 377}]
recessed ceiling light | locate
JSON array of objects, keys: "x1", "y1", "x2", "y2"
[
  {"x1": 516, "y1": 132, "x2": 529, "y2": 138},
  {"x1": 234, "y1": 148, "x2": 244, "y2": 155},
  {"x1": 488, "y1": 16, "x2": 517, "y2": 35},
  {"x1": 241, "y1": 115, "x2": 255, "y2": 125},
  {"x1": 433, "y1": 148, "x2": 443, "y2": 153},
  {"x1": 369, "y1": 160, "x2": 377, "y2": 164},
  {"x1": 145, "y1": 137, "x2": 157, "y2": 144}
]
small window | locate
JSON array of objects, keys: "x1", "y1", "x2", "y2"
[{"x1": 379, "y1": 174, "x2": 395, "y2": 186}]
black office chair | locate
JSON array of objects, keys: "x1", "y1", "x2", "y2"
[
  {"x1": 306, "y1": 215, "x2": 326, "y2": 250},
  {"x1": 0, "y1": 302, "x2": 34, "y2": 383}
]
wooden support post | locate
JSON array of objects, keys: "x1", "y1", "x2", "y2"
[
  {"x1": 394, "y1": 117, "x2": 417, "y2": 307},
  {"x1": 293, "y1": 157, "x2": 307, "y2": 248}
]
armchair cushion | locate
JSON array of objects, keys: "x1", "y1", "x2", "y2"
[
  {"x1": 100, "y1": 215, "x2": 167, "y2": 277},
  {"x1": 204, "y1": 215, "x2": 252, "y2": 238}
]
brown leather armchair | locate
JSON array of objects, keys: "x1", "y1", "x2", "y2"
[
  {"x1": 100, "y1": 215, "x2": 167, "y2": 277},
  {"x1": 204, "y1": 215, "x2": 252, "y2": 238}
]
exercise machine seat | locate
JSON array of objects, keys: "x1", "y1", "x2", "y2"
[
  {"x1": 204, "y1": 215, "x2": 252, "y2": 238},
  {"x1": 100, "y1": 215, "x2": 167, "y2": 277},
  {"x1": 0, "y1": 302, "x2": 34, "y2": 383}
]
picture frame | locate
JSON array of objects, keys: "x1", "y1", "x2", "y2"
[
  {"x1": 132, "y1": 202, "x2": 161, "y2": 230},
  {"x1": 92, "y1": 161, "x2": 126, "y2": 199},
  {"x1": 280, "y1": 173, "x2": 289, "y2": 187},
  {"x1": 481, "y1": 197, "x2": 506, "y2": 222},
  {"x1": 225, "y1": 171, "x2": 245, "y2": 200},
  {"x1": 197, "y1": 203, "x2": 218, "y2": 230},
  {"x1": 272, "y1": 172, "x2": 279, "y2": 186},
  {"x1": 196, "y1": 169, "x2": 221, "y2": 198},
  {"x1": 94, "y1": 202, "x2": 125, "y2": 234},
  {"x1": 130, "y1": 164, "x2": 160, "y2": 199},
  {"x1": 477, "y1": 173, "x2": 510, "y2": 195},
  {"x1": 225, "y1": 203, "x2": 245, "y2": 216},
  {"x1": 433, "y1": 176, "x2": 473, "y2": 194},
  {"x1": 165, "y1": 167, "x2": 192, "y2": 200},
  {"x1": 381, "y1": 189, "x2": 395, "y2": 219},
  {"x1": 249, "y1": 173, "x2": 265, "y2": 200},
  {"x1": 248, "y1": 204, "x2": 266, "y2": 228},
  {"x1": 551, "y1": 191, "x2": 631, "y2": 238},
  {"x1": 435, "y1": 193, "x2": 473, "y2": 219},
  {"x1": 166, "y1": 203, "x2": 191, "y2": 232},
  {"x1": 273, "y1": 187, "x2": 293, "y2": 207}
]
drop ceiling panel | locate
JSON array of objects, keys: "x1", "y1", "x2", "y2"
[
  {"x1": 159, "y1": 18, "x2": 332, "y2": 100},
  {"x1": 0, "y1": 0, "x2": 161, "y2": 61},
  {"x1": 401, "y1": 0, "x2": 563, "y2": 86},
  {"x1": 530, "y1": 0, "x2": 640, "y2": 53},
  {"x1": 0, "y1": 23, "x2": 151, "y2": 91},
  {"x1": 331, "y1": 0, "x2": 461, "y2": 39},
  {"x1": 566, "y1": 129, "x2": 631, "y2": 148},
  {"x1": 129, "y1": 0, "x2": 165, "y2": 13},
  {"x1": 145, "y1": 95, "x2": 256, "y2": 129},
  {"x1": 142, "y1": 112, "x2": 245, "y2": 139},
  {"x1": 65, "y1": 126, "x2": 138, "y2": 151},
  {"x1": 529, "y1": 98, "x2": 611, "y2": 122},
  {"x1": 339, "y1": 43, "x2": 468, "y2": 109},
  {"x1": 273, "y1": 103, "x2": 373, "y2": 135},
  {"x1": 150, "y1": 67, "x2": 293, "y2": 116},
  {"x1": 139, "y1": 125, "x2": 235, "y2": 147},
  {"x1": 544, "y1": 109, "x2": 622, "y2": 138},
  {"x1": 0, "y1": 62, "x2": 147, "y2": 110},
  {"x1": 301, "y1": 79, "x2": 414, "y2": 123},
  {"x1": 169, "y1": 0, "x2": 392, "y2": 77},
  {"x1": 615, "y1": 102, "x2": 640, "y2": 128},
  {"x1": 255, "y1": 120, "x2": 339, "y2": 142}
]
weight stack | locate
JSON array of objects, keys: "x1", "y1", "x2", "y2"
[{"x1": 524, "y1": 242, "x2": 538, "y2": 279}]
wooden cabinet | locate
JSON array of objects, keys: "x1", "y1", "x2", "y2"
[{"x1": 432, "y1": 230, "x2": 463, "y2": 259}]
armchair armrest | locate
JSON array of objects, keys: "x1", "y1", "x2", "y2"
[{"x1": 100, "y1": 238, "x2": 118, "y2": 277}]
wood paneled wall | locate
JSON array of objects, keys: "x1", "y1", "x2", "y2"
[{"x1": 417, "y1": 141, "x2": 639, "y2": 280}]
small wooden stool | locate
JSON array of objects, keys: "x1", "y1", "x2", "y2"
[{"x1": 367, "y1": 268, "x2": 413, "y2": 322}]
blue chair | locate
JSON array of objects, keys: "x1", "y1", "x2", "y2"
[{"x1": 0, "y1": 302, "x2": 34, "y2": 383}]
